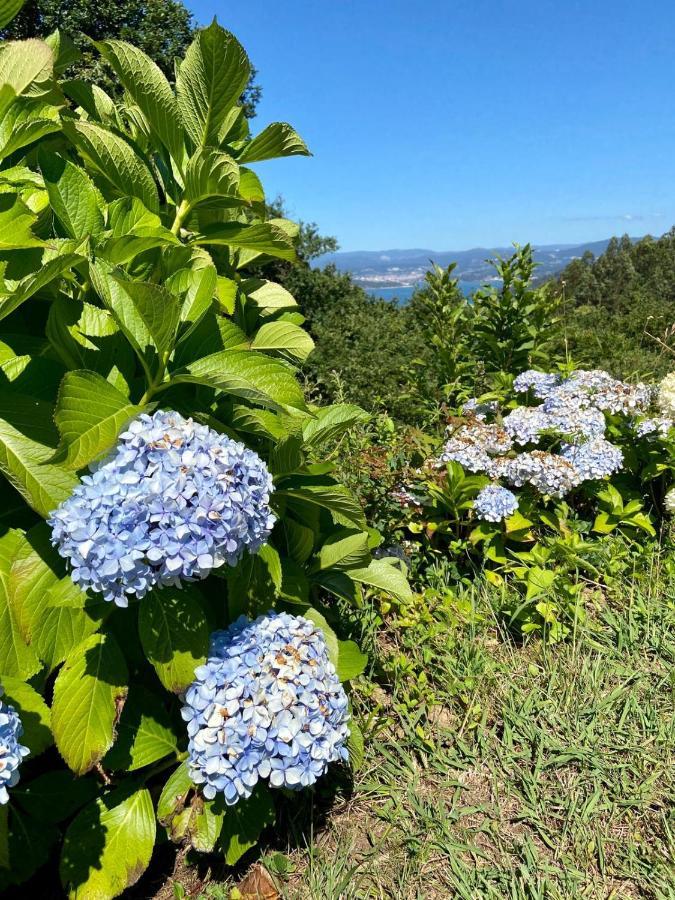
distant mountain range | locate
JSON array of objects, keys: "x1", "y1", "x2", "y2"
[{"x1": 314, "y1": 238, "x2": 625, "y2": 288}]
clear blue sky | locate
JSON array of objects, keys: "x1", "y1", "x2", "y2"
[{"x1": 190, "y1": 0, "x2": 675, "y2": 251}]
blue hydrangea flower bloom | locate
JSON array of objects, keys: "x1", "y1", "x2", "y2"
[
  {"x1": 49, "y1": 411, "x2": 275, "y2": 606},
  {"x1": 474, "y1": 485, "x2": 519, "y2": 522},
  {"x1": 0, "y1": 688, "x2": 29, "y2": 804},
  {"x1": 513, "y1": 370, "x2": 562, "y2": 399},
  {"x1": 560, "y1": 438, "x2": 623, "y2": 481},
  {"x1": 182, "y1": 612, "x2": 350, "y2": 804}
]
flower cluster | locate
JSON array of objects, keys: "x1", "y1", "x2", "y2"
[
  {"x1": 665, "y1": 486, "x2": 675, "y2": 515},
  {"x1": 500, "y1": 450, "x2": 582, "y2": 498},
  {"x1": 513, "y1": 370, "x2": 562, "y2": 399},
  {"x1": 474, "y1": 485, "x2": 519, "y2": 522},
  {"x1": 635, "y1": 416, "x2": 674, "y2": 439},
  {"x1": 0, "y1": 688, "x2": 29, "y2": 804},
  {"x1": 182, "y1": 612, "x2": 350, "y2": 805},
  {"x1": 439, "y1": 421, "x2": 512, "y2": 472},
  {"x1": 560, "y1": 438, "x2": 623, "y2": 481},
  {"x1": 657, "y1": 373, "x2": 675, "y2": 417},
  {"x1": 49, "y1": 411, "x2": 275, "y2": 606}
]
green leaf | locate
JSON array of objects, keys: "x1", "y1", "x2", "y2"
[
  {"x1": 51, "y1": 633, "x2": 128, "y2": 775},
  {"x1": 176, "y1": 21, "x2": 251, "y2": 147},
  {"x1": 336, "y1": 640, "x2": 367, "y2": 682},
  {"x1": 39, "y1": 150, "x2": 104, "y2": 239},
  {"x1": 52, "y1": 370, "x2": 141, "y2": 470},
  {"x1": 0, "y1": 530, "x2": 40, "y2": 679},
  {"x1": 0, "y1": 240, "x2": 86, "y2": 322},
  {"x1": 251, "y1": 321, "x2": 314, "y2": 362},
  {"x1": 347, "y1": 720, "x2": 365, "y2": 772},
  {"x1": 190, "y1": 796, "x2": 224, "y2": 852},
  {"x1": 45, "y1": 29, "x2": 80, "y2": 75},
  {"x1": 238, "y1": 122, "x2": 310, "y2": 163},
  {"x1": 348, "y1": 558, "x2": 413, "y2": 603},
  {"x1": 60, "y1": 783, "x2": 156, "y2": 899},
  {"x1": 0, "y1": 37, "x2": 53, "y2": 98},
  {"x1": 276, "y1": 480, "x2": 367, "y2": 530},
  {"x1": 157, "y1": 760, "x2": 192, "y2": 826},
  {"x1": 171, "y1": 349, "x2": 307, "y2": 412},
  {"x1": 184, "y1": 147, "x2": 240, "y2": 204},
  {"x1": 96, "y1": 39, "x2": 182, "y2": 161},
  {"x1": 241, "y1": 278, "x2": 298, "y2": 314},
  {"x1": 1, "y1": 675, "x2": 51, "y2": 755},
  {"x1": 104, "y1": 687, "x2": 177, "y2": 772},
  {"x1": 302, "y1": 404, "x2": 369, "y2": 448},
  {"x1": 219, "y1": 785, "x2": 275, "y2": 866},
  {"x1": 112, "y1": 279, "x2": 181, "y2": 362},
  {"x1": 0, "y1": 192, "x2": 42, "y2": 249},
  {"x1": 138, "y1": 585, "x2": 209, "y2": 693},
  {"x1": 0, "y1": 392, "x2": 78, "y2": 517},
  {"x1": 0, "y1": 805, "x2": 58, "y2": 889},
  {"x1": 0, "y1": 96, "x2": 60, "y2": 159},
  {"x1": 14, "y1": 771, "x2": 98, "y2": 825},
  {"x1": 65, "y1": 119, "x2": 159, "y2": 212},
  {"x1": 315, "y1": 530, "x2": 370, "y2": 571},
  {"x1": 193, "y1": 221, "x2": 296, "y2": 262},
  {"x1": 0, "y1": 0, "x2": 26, "y2": 29},
  {"x1": 299, "y1": 606, "x2": 339, "y2": 667}
]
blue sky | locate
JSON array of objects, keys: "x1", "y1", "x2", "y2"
[{"x1": 190, "y1": 0, "x2": 675, "y2": 251}]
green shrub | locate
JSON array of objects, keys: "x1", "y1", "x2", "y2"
[{"x1": 0, "y1": 21, "x2": 411, "y2": 895}]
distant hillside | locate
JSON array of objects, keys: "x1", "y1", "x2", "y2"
[{"x1": 314, "y1": 239, "x2": 635, "y2": 288}]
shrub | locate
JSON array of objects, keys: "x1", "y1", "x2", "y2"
[{"x1": 0, "y1": 21, "x2": 410, "y2": 895}]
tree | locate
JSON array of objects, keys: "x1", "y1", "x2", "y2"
[{"x1": 1, "y1": 0, "x2": 262, "y2": 115}]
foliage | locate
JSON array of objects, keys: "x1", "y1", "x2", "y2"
[
  {"x1": 0, "y1": 19, "x2": 411, "y2": 895},
  {"x1": 0, "y1": 0, "x2": 262, "y2": 115},
  {"x1": 553, "y1": 229, "x2": 675, "y2": 379}
]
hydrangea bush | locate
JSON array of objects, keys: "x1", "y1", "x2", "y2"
[
  {"x1": 398, "y1": 368, "x2": 675, "y2": 639},
  {"x1": 0, "y1": 20, "x2": 410, "y2": 895}
]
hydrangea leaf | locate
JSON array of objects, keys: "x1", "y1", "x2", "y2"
[
  {"x1": 190, "y1": 796, "x2": 224, "y2": 853},
  {"x1": 157, "y1": 760, "x2": 192, "y2": 827},
  {"x1": 0, "y1": 192, "x2": 43, "y2": 249},
  {"x1": 64, "y1": 119, "x2": 159, "y2": 212},
  {"x1": 348, "y1": 558, "x2": 413, "y2": 604},
  {"x1": 238, "y1": 122, "x2": 310, "y2": 164},
  {"x1": 0, "y1": 0, "x2": 26, "y2": 29},
  {"x1": 347, "y1": 720, "x2": 365, "y2": 772},
  {"x1": 176, "y1": 21, "x2": 251, "y2": 148},
  {"x1": 0, "y1": 529, "x2": 41, "y2": 679},
  {"x1": 184, "y1": 146, "x2": 240, "y2": 205},
  {"x1": 302, "y1": 404, "x2": 369, "y2": 449},
  {"x1": 0, "y1": 37, "x2": 53, "y2": 98},
  {"x1": 52, "y1": 369, "x2": 142, "y2": 470},
  {"x1": 0, "y1": 393, "x2": 79, "y2": 518},
  {"x1": 193, "y1": 222, "x2": 297, "y2": 263},
  {"x1": 0, "y1": 805, "x2": 58, "y2": 890},
  {"x1": 314, "y1": 530, "x2": 371, "y2": 572},
  {"x1": 111, "y1": 280, "x2": 181, "y2": 362},
  {"x1": 0, "y1": 240, "x2": 87, "y2": 323},
  {"x1": 219, "y1": 785, "x2": 275, "y2": 866},
  {"x1": 240, "y1": 278, "x2": 298, "y2": 315},
  {"x1": 1, "y1": 675, "x2": 52, "y2": 756},
  {"x1": 171, "y1": 349, "x2": 307, "y2": 412},
  {"x1": 95, "y1": 40, "x2": 183, "y2": 161},
  {"x1": 60, "y1": 783, "x2": 155, "y2": 898},
  {"x1": 51, "y1": 632, "x2": 129, "y2": 775},
  {"x1": 251, "y1": 321, "x2": 315, "y2": 362},
  {"x1": 336, "y1": 640, "x2": 368, "y2": 682},
  {"x1": 104, "y1": 686, "x2": 177, "y2": 772},
  {"x1": 275, "y1": 480, "x2": 367, "y2": 531},
  {"x1": 138, "y1": 586, "x2": 209, "y2": 693},
  {"x1": 38, "y1": 150, "x2": 104, "y2": 239}
]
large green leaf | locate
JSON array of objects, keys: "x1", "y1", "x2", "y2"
[
  {"x1": 112, "y1": 279, "x2": 181, "y2": 362},
  {"x1": 0, "y1": 97, "x2": 60, "y2": 160},
  {"x1": 170, "y1": 249, "x2": 218, "y2": 337},
  {"x1": 0, "y1": 240, "x2": 86, "y2": 322},
  {"x1": 251, "y1": 321, "x2": 314, "y2": 362},
  {"x1": 336, "y1": 640, "x2": 368, "y2": 682},
  {"x1": 348, "y1": 558, "x2": 413, "y2": 604},
  {"x1": 302, "y1": 404, "x2": 369, "y2": 448},
  {"x1": 0, "y1": 192, "x2": 42, "y2": 249},
  {"x1": 14, "y1": 771, "x2": 98, "y2": 826},
  {"x1": 0, "y1": 805, "x2": 58, "y2": 890},
  {"x1": 52, "y1": 369, "x2": 141, "y2": 470},
  {"x1": 104, "y1": 687, "x2": 177, "y2": 772},
  {"x1": 276, "y1": 480, "x2": 367, "y2": 530},
  {"x1": 96, "y1": 39, "x2": 182, "y2": 161},
  {"x1": 51, "y1": 633, "x2": 128, "y2": 775},
  {"x1": 0, "y1": 392, "x2": 78, "y2": 518},
  {"x1": 241, "y1": 277, "x2": 298, "y2": 314},
  {"x1": 157, "y1": 760, "x2": 192, "y2": 826},
  {"x1": 171, "y1": 349, "x2": 306, "y2": 411},
  {"x1": 1, "y1": 675, "x2": 52, "y2": 756},
  {"x1": 238, "y1": 122, "x2": 310, "y2": 163},
  {"x1": 138, "y1": 586, "x2": 209, "y2": 693},
  {"x1": 184, "y1": 146, "x2": 240, "y2": 205},
  {"x1": 39, "y1": 150, "x2": 104, "y2": 239},
  {"x1": 315, "y1": 530, "x2": 371, "y2": 571},
  {"x1": 176, "y1": 20, "x2": 251, "y2": 147},
  {"x1": 65, "y1": 119, "x2": 159, "y2": 211},
  {"x1": 193, "y1": 221, "x2": 296, "y2": 262},
  {"x1": 8, "y1": 523, "x2": 102, "y2": 670},
  {"x1": 0, "y1": 37, "x2": 53, "y2": 97},
  {"x1": 60, "y1": 784, "x2": 155, "y2": 899}
]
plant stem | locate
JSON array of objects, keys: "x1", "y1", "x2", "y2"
[{"x1": 171, "y1": 199, "x2": 192, "y2": 236}]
